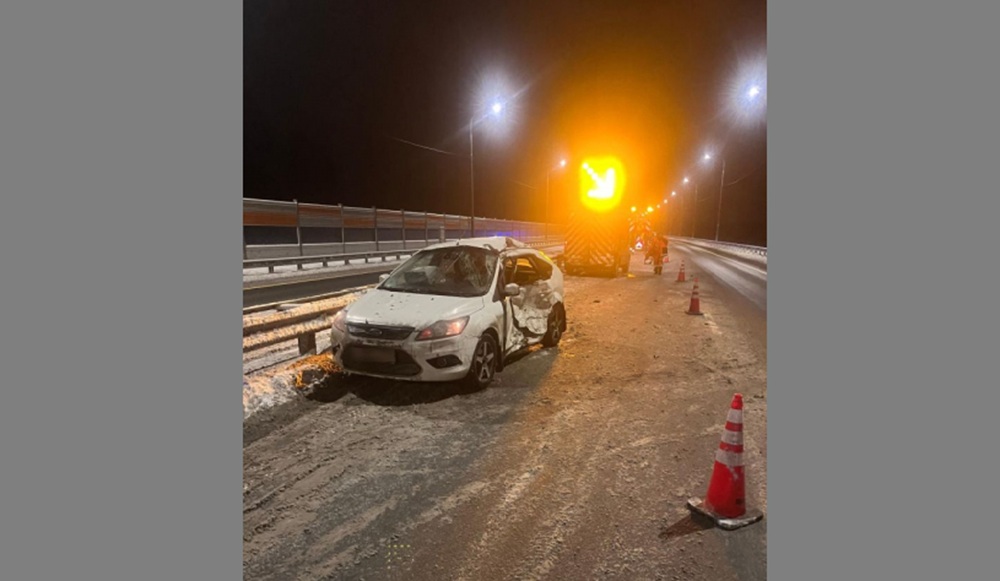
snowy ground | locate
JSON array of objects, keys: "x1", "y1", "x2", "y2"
[{"x1": 243, "y1": 247, "x2": 767, "y2": 580}]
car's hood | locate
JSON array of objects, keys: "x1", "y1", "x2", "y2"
[{"x1": 344, "y1": 288, "x2": 486, "y2": 329}]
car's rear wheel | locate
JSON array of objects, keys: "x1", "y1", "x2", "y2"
[
  {"x1": 464, "y1": 334, "x2": 499, "y2": 389},
  {"x1": 542, "y1": 303, "x2": 566, "y2": 347}
]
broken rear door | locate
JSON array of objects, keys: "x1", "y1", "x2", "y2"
[{"x1": 506, "y1": 251, "x2": 558, "y2": 348}]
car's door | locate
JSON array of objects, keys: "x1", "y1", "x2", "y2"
[
  {"x1": 506, "y1": 250, "x2": 558, "y2": 345},
  {"x1": 497, "y1": 255, "x2": 522, "y2": 355}
]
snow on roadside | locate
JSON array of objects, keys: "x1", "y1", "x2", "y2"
[{"x1": 243, "y1": 353, "x2": 340, "y2": 420}]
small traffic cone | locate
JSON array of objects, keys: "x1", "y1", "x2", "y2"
[
  {"x1": 687, "y1": 394, "x2": 763, "y2": 530},
  {"x1": 686, "y1": 276, "x2": 703, "y2": 315},
  {"x1": 676, "y1": 259, "x2": 686, "y2": 282}
]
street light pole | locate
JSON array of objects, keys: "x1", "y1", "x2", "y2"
[
  {"x1": 544, "y1": 159, "x2": 566, "y2": 242},
  {"x1": 691, "y1": 184, "x2": 697, "y2": 237},
  {"x1": 469, "y1": 116, "x2": 475, "y2": 237},
  {"x1": 715, "y1": 157, "x2": 726, "y2": 241},
  {"x1": 545, "y1": 169, "x2": 550, "y2": 241}
]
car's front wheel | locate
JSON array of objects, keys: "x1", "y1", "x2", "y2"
[{"x1": 464, "y1": 334, "x2": 499, "y2": 389}]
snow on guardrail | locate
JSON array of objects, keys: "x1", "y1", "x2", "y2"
[{"x1": 671, "y1": 237, "x2": 767, "y2": 266}]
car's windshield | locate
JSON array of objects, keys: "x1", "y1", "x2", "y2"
[{"x1": 380, "y1": 246, "x2": 498, "y2": 297}]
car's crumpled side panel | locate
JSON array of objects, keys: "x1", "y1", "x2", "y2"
[{"x1": 510, "y1": 278, "x2": 557, "y2": 336}]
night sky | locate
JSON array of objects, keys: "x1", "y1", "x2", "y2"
[{"x1": 244, "y1": 0, "x2": 767, "y2": 245}]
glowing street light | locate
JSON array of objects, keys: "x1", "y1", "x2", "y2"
[
  {"x1": 704, "y1": 153, "x2": 712, "y2": 161},
  {"x1": 671, "y1": 191, "x2": 676, "y2": 197},
  {"x1": 678, "y1": 177, "x2": 699, "y2": 238},
  {"x1": 469, "y1": 98, "x2": 509, "y2": 236},
  {"x1": 646, "y1": 205, "x2": 654, "y2": 213},
  {"x1": 545, "y1": 157, "x2": 569, "y2": 240},
  {"x1": 748, "y1": 85, "x2": 761, "y2": 99},
  {"x1": 631, "y1": 206, "x2": 637, "y2": 212}
]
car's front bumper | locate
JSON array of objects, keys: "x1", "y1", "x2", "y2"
[{"x1": 331, "y1": 328, "x2": 473, "y2": 382}]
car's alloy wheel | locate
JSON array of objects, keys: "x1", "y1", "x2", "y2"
[
  {"x1": 466, "y1": 335, "x2": 498, "y2": 388},
  {"x1": 542, "y1": 304, "x2": 565, "y2": 347}
]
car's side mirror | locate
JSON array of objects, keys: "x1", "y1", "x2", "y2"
[
  {"x1": 378, "y1": 273, "x2": 390, "y2": 283},
  {"x1": 503, "y1": 283, "x2": 521, "y2": 297}
]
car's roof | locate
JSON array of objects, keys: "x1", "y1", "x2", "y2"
[{"x1": 421, "y1": 236, "x2": 528, "y2": 253}]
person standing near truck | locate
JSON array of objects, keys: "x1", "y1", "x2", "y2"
[{"x1": 648, "y1": 232, "x2": 665, "y2": 275}]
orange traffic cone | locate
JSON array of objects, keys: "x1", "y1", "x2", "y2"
[
  {"x1": 687, "y1": 394, "x2": 763, "y2": 530},
  {"x1": 676, "y1": 259, "x2": 686, "y2": 282},
  {"x1": 686, "y1": 276, "x2": 703, "y2": 315}
]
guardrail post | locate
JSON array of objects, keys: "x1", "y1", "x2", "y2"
[
  {"x1": 439, "y1": 225, "x2": 445, "y2": 242},
  {"x1": 339, "y1": 203, "x2": 347, "y2": 255},
  {"x1": 298, "y1": 332, "x2": 316, "y2": 355},
  {"x1": 373, "y1": 206, "x2": 379, "y2": 252},
  {"x1": 294, "y1": 199, "x2": 303, "y2": 264},
  {"x1": 401, "y1": 209, "x2": 407, "y2": 251},
  {"x1": 424, "y1": 211, "x2": 429, "y2": 246}
]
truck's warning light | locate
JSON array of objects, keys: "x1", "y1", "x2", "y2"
[{"x1": 579, "y1": 157, "x2": 625, "y2": 212}]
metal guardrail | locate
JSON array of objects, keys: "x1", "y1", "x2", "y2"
[
  {"x1": 243, "y1": 197, "x2": 565, "y2": 260},
  {"x1": 672, "y1": 236, "x2": 767, "y2": 258},
  {"x1": 243, "y1": 238, "x2": 566, "y2": 272},
  {"x1": 244, "y1": 249, "x2": 414, "y2": 273},
  {"x1": 243, "y1": 299, "x2": 355, "y2": 355}
]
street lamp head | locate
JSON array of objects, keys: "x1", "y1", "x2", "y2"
[
  {"x1": 646, "y1": 206, "x2": 654, "y2": 213},
  {"x1": 491, "y1": 102, "x2": 504, "y2": 115},
  {"x1": 560, "y1": 159, "x2": 567, "y2": 167},
  {"x1": 631, "y1": 206, "x2": 636, "y2": 212},
  {"x1": 683, "y1": 177, "x2": 690, "y2": 184},
  {"x1": 703, "y1": 153, "x2": 712, "y2": 161},
  {"x1": 748, "y1": 85, "x2": 761, "y2": 99}
]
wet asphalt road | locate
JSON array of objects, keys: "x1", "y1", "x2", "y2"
[
  {"x1": 668, "y1": 241, "x2": 766, "y2": 313},
  {"x1": 243, "y1": 251, "x2": 767, "y2": 580}
]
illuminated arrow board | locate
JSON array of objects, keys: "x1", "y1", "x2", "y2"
[{"x1": 579, "y1": 156, "x2": 626, "y2": 212}]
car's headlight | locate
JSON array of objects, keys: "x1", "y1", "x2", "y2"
[
  {"x1": 332, "y1": 309, "x2": 347, "y2": 332},
  {"x1": 416, "y1": 316, "x2": 469, "y2": 341}
]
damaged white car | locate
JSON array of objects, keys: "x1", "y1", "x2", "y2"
[{"x1": 330, "y1": 237, "x2": 566, "y2": 388}]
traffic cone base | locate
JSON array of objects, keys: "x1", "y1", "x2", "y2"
[{"x1": 686, "y1": 498, "x2": 763, "y2": 530}]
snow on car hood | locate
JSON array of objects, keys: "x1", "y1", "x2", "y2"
[{"x1": 343, "y1": 288, "x2": 486, "y2": 329}]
